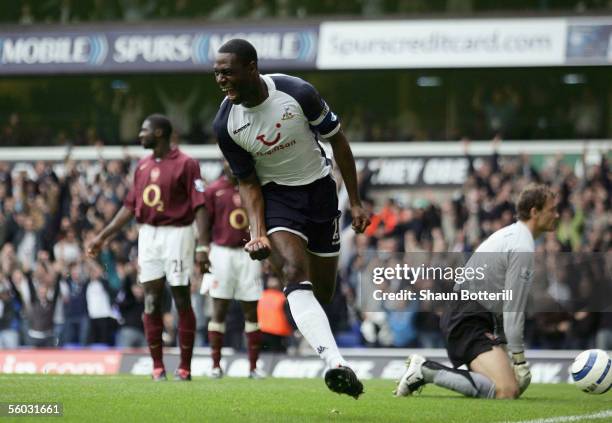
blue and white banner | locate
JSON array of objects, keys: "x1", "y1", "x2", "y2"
[
  {"x1": 1, "y1": 17, "x2": 612, "y2": 73},
  {"x1": 0, "y1": 24, "x2": 318, "y2": 74},
  {"x1": 317, "y1": 19, "x2": 568, "y2": 69},
  {"x1": 566, "y1": 19, "x2": 612, "y2": 65}
]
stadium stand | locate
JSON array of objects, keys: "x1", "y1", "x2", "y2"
[{"x1": 0, "y1": 139, "x2": 608, "y2": 350}]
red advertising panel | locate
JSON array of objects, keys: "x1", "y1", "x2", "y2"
[{"x1": 0, "y1": 350, "x2": 121, "y2": 375}]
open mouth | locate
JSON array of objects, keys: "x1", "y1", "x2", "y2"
[{"x1": 221, "y1": 86, "x2": 238, "y2": 100}]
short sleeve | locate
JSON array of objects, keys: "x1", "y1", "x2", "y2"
[
  {"x1": 123, "y1": 169, "x2": 137, "y2": 211},
  {"x1": 213, "y1": 100, "x2": 255, "y2": 179},
  {"x1": 297, "y1": 83, "x2": 340, "y2": 138},
  {"x1": 203, "y1": 182, "x2": 215, "y2": 220},
  {"x1": 185, "y1": 158, "x2": 206, "y2": 211},
  {"x1": 272, "y1": 75, "x2": 341, "y2": 139}
]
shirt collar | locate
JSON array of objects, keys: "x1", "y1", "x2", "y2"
[{"x1": 154, "y1": 147, "x2": 179, "y2": 161}]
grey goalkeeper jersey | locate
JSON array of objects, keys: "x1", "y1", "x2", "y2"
[{"x1": 458, "y1": 220, "x2": 535, "y2": 353}]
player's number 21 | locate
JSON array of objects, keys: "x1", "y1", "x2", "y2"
[{"x1": 172, "y1": 260, "x2": 184, "y2": 273}]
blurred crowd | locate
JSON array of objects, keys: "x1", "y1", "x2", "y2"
[
  {"x1": 1, "y1": 80, "x2": 609, "y2": 148},
  {"x1": 0, "y1": 155, "x2": 296, "y2": 352},
  {"x1": 336, "y1": 141, "x2": 611, "y2": 350},
  {"x1": 342, "y1": 84, "x2": 607, "y2": 142},
  {"x1": 2, "y1": 0, "x2": 610, "y2": 24},
  {"x1": 0, "y1": 140, "x2": 610, "y2": 352}
]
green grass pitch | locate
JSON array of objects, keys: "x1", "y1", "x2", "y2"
[{"x1": 0, "y1": 375, "x2": 610, "y2": 422}]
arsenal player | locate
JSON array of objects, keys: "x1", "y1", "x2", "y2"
[
  {"x1": 200, "y1": 161, "x2": 264, "y2": 379},
  {"x1": 86, "y1": 114, "x2": 208, "y2": 381}
]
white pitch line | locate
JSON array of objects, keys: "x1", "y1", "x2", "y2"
[{"x1": 504, "y1": 409, "x2": 612, "y2": 423}]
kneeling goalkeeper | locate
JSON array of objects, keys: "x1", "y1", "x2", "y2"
[{"x1": 395, "y1": 184, "x2": 558, "y2": 399}]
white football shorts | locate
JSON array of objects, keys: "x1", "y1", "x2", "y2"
[
  {"x1": 138, "y1": 224, "x2": 194, "y2": 286},
  {"x1": 205, "y1": 243, "x2": 262, "y2": 302}
]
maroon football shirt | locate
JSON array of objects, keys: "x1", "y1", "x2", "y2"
[
  {"x1": 124, "y1": 148, "x2": 206, "y2": 226},
  {"x1": 204, "y1": 175, "x2": 249, "y2": 247}
]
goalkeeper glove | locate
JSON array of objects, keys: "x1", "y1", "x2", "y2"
[{"x1": 511, "y1": 351, "x2": 531, "y2": 396}]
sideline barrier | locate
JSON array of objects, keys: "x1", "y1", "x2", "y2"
[
  {"x1": 0, "y1": 348, "x2": 578, "y2": 383},
  {"x1": 1, "y1": 140, "x2": 609, "y2": 161},
  {"x1": 1, "y1": 140, "x2": 608, "y2": 188}
]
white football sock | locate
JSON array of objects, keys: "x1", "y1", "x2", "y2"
[{"x1": 286, "y1": 282, "x2": 347, "y2": 369}]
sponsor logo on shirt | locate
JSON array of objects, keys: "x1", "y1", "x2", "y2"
[
  {"x1": 255, "y1": 139, "x2": 296, "y2": 157},
  {"x1": 233, "y1": 122, "x2": 250, "y2": 135},
  {"x1": 256, "y1": 123, "x2": 282, "y2": 146}
]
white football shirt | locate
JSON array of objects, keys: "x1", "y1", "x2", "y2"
[{"x1": 213, "y1": 73, "x2": 340, "y2": 186}]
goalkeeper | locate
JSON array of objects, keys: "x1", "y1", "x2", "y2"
[{"x1": 395, "y1": 184, "x2": 559, "y2": 399}]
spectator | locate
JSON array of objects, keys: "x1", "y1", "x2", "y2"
[
  {"x1": 596, "y1": 313, "x2": 612, "y2": 350},
  {"x1": 85, "y1": 261, "x2": 116, "y2": 345},
  {"x1": 569, "y1": 89, "x2": 602, "y2": 139},
  {"x1": 473, "y1": 86, "x2": 519, "y2": 138},
  {"x1": 276, "y1": 0, "x2": 301, "y2": 18},
  {"x1": 19, "y1": 2, "x2": 34, "y2": 24},
  {"x1": 247, "y1": 0, "x2": 272, "y2": 18},
  {"x1": 53, "y1": 229, "x2": 82, "y2": 265},
  {"x1": 15, "y1": 216, "x2": 42, "y2": 271},
  {"x1": 257, "y1": 276, "x2": 293, "y2": 352},
  {"x1": 208, "y1": 0, "x2": 246, "y2": 20},
  {"x1": 155, "y1": 84, "x2": 200, "y2": 138},
  {"x1": 1, "y1": 243, "x2": 18, "y2": 276},
  {"x1": 365, "y1": 199, "x2": 399, "y2": 238},
  {"x1": 23, "y1": 262, "x2": 61, "y2": 347},
  {"x1": 115, "y1": 264, "x2": 146, "y2": 348},
  {"x1": 120, "y1": 0, "x2": 157, "y2": 21},
  {"x1": 0, "y1": 276, "x2": 19, "y2": 348},
  {"x1": 112, "y1": 93, "x2": 144, "y2": 145},
  {"x1": 557, "y1": 207, "x2": 584, "y2": 251},
  {"x1": 56, "y1": 0, "x2": 80, "y2": 24},
  {"x1": 60, "y1": 261, "x2": 89, "y2": 346}
]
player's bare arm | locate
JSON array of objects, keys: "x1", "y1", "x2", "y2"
[
  {"x1": 194, "y1": 205, "x2": 211, "y2": 273},
  {"x1": 237, "y1": 171, "x2": 271, "y2": 260},
  {"x1": 85, "y1": 206, "x2": 134, "y2": 257},
  {"x1": 327, "y1": 129, "x2": 370, "y2": 233}
]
